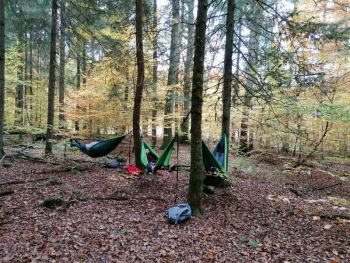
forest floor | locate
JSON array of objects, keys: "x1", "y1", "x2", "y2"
[{"x1": 0, "y1": 142, "x2": 349, "y2": 262}]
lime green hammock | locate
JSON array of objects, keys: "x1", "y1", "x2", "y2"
[
  {"x1": 71, "y1": 135, "x2": 126, "y2": 158},
  {"x1": 141, "y1": 137, "x2": 176, "y2": 172}
]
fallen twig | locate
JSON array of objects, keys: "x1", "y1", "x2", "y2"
[
  {"x1": 0, "y1": 190, "x2": 15, "y2": 197},
  {"x1": 312, "y1": 182, "x2": 342, "y2": 191},
  {"x1": 16, "y1": 151, "x2": 60, "y2": 165},
  {"x1": 310, "y1": 213, "x2": 350, "y2": 220},
  {"x1": 0, "y1": 177, "x2": 54, "y2": 187}
]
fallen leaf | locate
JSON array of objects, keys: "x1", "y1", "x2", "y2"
[{"x1": 324, "y1": 224, "x2": 332, "y2": 230}]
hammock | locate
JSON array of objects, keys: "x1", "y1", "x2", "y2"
[
  {"x1": 202, "y1": 134, "x2": 229, "y2": 186},
  {"x1": 71, "y1": 135, "x2": 127, "y2": 158},
  {"x1": 202, "y1": 134, "x2": 228, "y2": 175},
  {"x1": 212, "y1": 133, "x2": 228, "y2": 172},
  {"x1": 141, "y1": 137, "x2": 176, "y2": 171},
  {"x1": 153, "y1": 136, "x2": 176, "y2": 172},
  {"x1": 141, "y1": 141, "x2": 159, "y2": 168}
]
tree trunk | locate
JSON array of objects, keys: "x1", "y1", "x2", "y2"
[
  {"x1": 82, "y1": 41, "x2": 87, "y2": 85},
  {"x1": 232, "y1": 16, "x2": 242, "y2": 107},
  {"x1": 180, "y1": 0, "x2": 194, "y2": 143},
  {"x1": 151, "y1": 0, "x2": 158, "y2": 146},
  {"x1": 187, "y1": 0, "x2": 208, "y2": 216},
  {"x1": 82, "y1": 40, "x2": 87, "y2": 130},
  {"x1": 28, "y1": 31, "x2": 33, "y2": 125},
  {"x1": 133, "y1": 0, "x2": 145, "y2": 169},
  {"x1": 15, "y1": 33, "x2": 24, "y2": 126},
  {"x1": 162, "y1": 0, "x2": 180, "y2": 148},
  {"x1": 45, "y1": 0, "x2": 58, "y2": 155},
  {"x1": 239, "y1": 2, "x2": 261, "y2": 155},
  {"x1": 24, "y1": 32, "x2": 29, "y2": 124},
  {"x1": 0, "y1": 0, "x2": 5, "y2": 156},
  {"x1": 222, "y1": 0, "x2": 235, "y2": 143},
  {"x1": 58, "y1": 0, "x2": 65, "y2": 129},
  {"x1": 75, "y1": 43, "x2": 81, "y2": 131}
]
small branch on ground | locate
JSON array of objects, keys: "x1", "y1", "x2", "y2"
[
  {"x1": 0, "y1": 190, "x2": 15, "y2": 197},
  {"x1": 310, "y1": 213, "x2": 350, "y2": 220},
  {"x1": 16, "y1": 151, "x2": 60, "y2": 165},
  {"x1": 312, "y1": 182, "x2": 342, "y2": 191}
]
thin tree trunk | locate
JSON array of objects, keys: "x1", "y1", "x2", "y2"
[
  {"x1": 180, "y1": 0, "x2": 194, "y2": 143},
  {"x1": 82, "y1": 41, "x2": 87, "y2": 85},
  {"x1": 188, "y1": 0, "x2": 208, "y2": 216},
  {"x1": 24, "y1": 31, "x2": 29, "y2": 124},
  {"x1": 28, "y1": 31, "x2": 33, "y2": 125},
  {"x1": 239, "y1": 2, "x2": 261, "y2": 155},
  {"x1": 151, "y1": 0, "x2": 158, "y2": 146},
  {"x1": 162, "y1": 0, "x2": 180, "y2": 148},
  {"x1": 58, "y1": 0, "x2": 65, "y2": 129},
  {"x1": 133, "y1": 0, "x2": 145, "y2": 169},
  {"x1": 15, "y1": 33, "x2": 24, "y2": 126},
  {"x1": 75, "y1": 43, "x2": 81, "y2": 131},
  {"x1": 222, "y1": 0, "x2": 235, "y2": 143},
  {"x1": 0, "y1": 0, "x2": 5, "y2": 156},
  {"x1": 45, "y1": 0, "x2": 58, "y2": 155},
  {"x1": 82, "y1": 40, "x2": 87, "y2": 130}
]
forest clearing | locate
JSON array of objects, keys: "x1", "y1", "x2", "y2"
[
  {"x1": 0, "y1": 0, "x2": 350, "y2": 262},
  {"x1": 0, "y1": 142, "x2": 349, "y2": 262}
]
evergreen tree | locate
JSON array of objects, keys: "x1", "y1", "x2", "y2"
[{"x1": 188, "y1": 0, "x2": 208, "y2": 216}]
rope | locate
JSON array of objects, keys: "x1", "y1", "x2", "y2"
[
  {"x1": 129, "y1": 136, "x2": 132, "y2": 164},
  {"x1": 174, "y1": 132, "x2": 179, "y2": 204}
]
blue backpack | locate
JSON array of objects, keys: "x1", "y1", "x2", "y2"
[{"x1": 167, "y1": 204, "x2": 192, "y2": 224}]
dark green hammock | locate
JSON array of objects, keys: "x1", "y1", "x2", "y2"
[
  {"x1": 141, "y1": 137, "x2": 176, "y2": 171},
  {"x1": 71, "y1": 135, "x2": 126, "y2": 158},
  {"x1": 202, "y1": 134, "x2": 229, "y2": 186}
]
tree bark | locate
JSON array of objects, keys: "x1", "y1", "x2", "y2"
[
  {"x1": 133, "y1": 0, "x2": 145, "y2": 169},
  {"x1": 187, "y1": 0, "x2": 208, "y2": 216},
  {"x1": 162, "y1": 0, "x2": 180, "y2": 148},
  {"x1": 0, "y1": 0, "x2": 5, "y2": 156},
  {"x1": 151, "y1": 0, "x2": 158, "y2": 146},
  {"x1": 45, "y1": 0, "x2": 58, "y2": 155},
  {"x1": 180, "y1": 0, "x2": 194, "y2": 143},
  {"x1": 222, "y1": 0, "x2": 235, "y2": 143},
  {"x1": 58, "y1": 0, "x2": 65, "y2": 129}
]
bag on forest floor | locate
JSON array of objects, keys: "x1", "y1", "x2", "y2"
[{"x1": 167, "y1": 204, "x2": 192, "y2": 225}]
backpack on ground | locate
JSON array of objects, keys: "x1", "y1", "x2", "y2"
[{"x1": 167, "y1": 204, "x2": 192, "y2": 224}]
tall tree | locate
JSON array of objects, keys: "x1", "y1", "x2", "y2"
[
  {"x1": 180, "y1": 0, "x2": 195, "y2": 143},
  {"x1": 75, "y1": 36, "x2": 81, "y2": 131},
  {"x1": 222, "y1": 0, "x2": 235, "y2": 142},
  {"x1": 188, "y1": 0, "x2": 208, "y2": 216},
  {"x1": 162, "y1": 0, "x2": 180, "y2": 148},
  {"x1": 15, "y1": 32, "x2": 24, "y2": 126},
  {"x1": 58, "y1": 0, "x2": 65, "y2": 129},
  {"x1": 239, "y1": 1, "x2": 262, "y2": 154},
  {"x1": 133, "y1": 0, "x2": 145, "y2": 169},
  {"x1": 151, "y1": 0, "x2": 158, "y2": 146},
  {"x1": 45, "y1": 0, "x2": 58, "y2": 155},
  {"x1": 0, "y1": 0, "x2": 5, "y2": 156}
]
